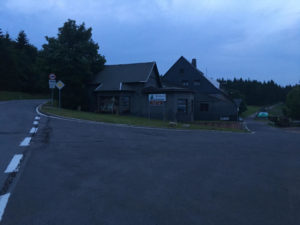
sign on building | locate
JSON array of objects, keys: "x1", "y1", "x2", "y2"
[{"x1": 148, "y1": 94, "x2": 166, "y2": 105}]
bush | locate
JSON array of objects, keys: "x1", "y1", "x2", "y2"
[{"x1": 286, "y1": 86, "x2": 300, "y2": 120}]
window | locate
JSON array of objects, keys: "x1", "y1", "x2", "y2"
[
  {"x1": 177, "y1": 99, "x2": 188, "y2": 113},
  {"x1": 180, "y1": 68, "x2": 184, "y2": 74},
  {"x1": 193, "y1": 80, "x2": 200, "y2": 86},
  {"x1": 182, "y1": 80, "x2": 189, "y2": 86},
  {"x1": 200, "y1": 103, "x2": 209, "y2": 112}
]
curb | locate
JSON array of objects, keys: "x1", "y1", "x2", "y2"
[{"x1": 36, "y1": 104, "x2": 251, "y2": 134}]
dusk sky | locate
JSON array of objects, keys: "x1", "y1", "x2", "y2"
[{"x1": 0, "y1": 0, "x2": 299, "y2": 86}]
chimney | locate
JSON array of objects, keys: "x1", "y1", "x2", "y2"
[{"x1": 192, "y1": 58, "x2": 197, "y2": 68}]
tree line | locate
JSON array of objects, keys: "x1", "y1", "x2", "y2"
[
  {"x1": 0, "y1": 19, "x2": 106, "y2": 109},
  {"x1": 219, "y1": 78, "x2": 300, "y2": 119},
  {"x1": 218, "y1": 78, "x2": 294, "y2": 106},
  {"x1": 0, "y1": 30, "x2": 41, "y2": 93}
]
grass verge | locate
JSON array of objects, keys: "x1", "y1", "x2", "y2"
[
  {"x1": 41, "y1": 105, "x2": 247, "y2": 132},
  {"x1": 267, "y1": 103, "x2": 284, "y2": 117},
  {"x1": 0, "y1": 91, "x2": 48, "y2": 101},
  {"x1": 241, "y1": 105, "x2": 260, "y2": 118}
]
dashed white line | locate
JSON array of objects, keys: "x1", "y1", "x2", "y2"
[
  {"x1": 0, "y1": 193, "x2": 10, "y2": 222},
  {"x1": 19, "y1": 137, "x2": 31, "y2": 147},
  {"x1": 29, "y1": 127, "x2": 38, "y2": 134},
  {"x1": 4, "y1": 154, "x2": 23, "y2": 173},
  {"x1": 35, "y1": 116, "x2": 40, "y2": 120},
  {"x1": 33, "y1": 121, "x2": 39, "y2": 125}
]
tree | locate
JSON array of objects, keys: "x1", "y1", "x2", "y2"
[
  {"x1": 0, "y1": 29, "x2": 40, "y2": 92},
  {"x1": 16, "y1": 30, "x2": 29, "y2": 49},
  {"x1": 40, "y1": 19, "x2": 106, "y2": 109},
  {"x1": 285, "y1": 86, "x2": 300, "y2": 119},
  {"x1": 219, "y1": 78, "x2": 292, "y2": 106}
]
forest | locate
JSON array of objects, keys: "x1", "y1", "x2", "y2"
[
  {"x1": 0, "y1": 20, "x2": 105, "y2": 109},
  {"x1": 218, "y1": 78, "x2": 294, "y2": 106}
]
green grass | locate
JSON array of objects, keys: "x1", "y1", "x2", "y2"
[
  {"x1": 0, "y1": 91, "x2": 48, "y2": 101},
  {"x1": 241, "y1": 105, "x2": 261, "y2": 118},
  {"x1": 267, "y1": 103, "x2": 284, "y2": 117},
  {"x1": 41, "y1": 105, "x2": 246, "y2": 132}
]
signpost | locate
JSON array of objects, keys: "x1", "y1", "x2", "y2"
[
  {"x1": 56, "y1": 80, "x2": 65, "y2": 108},
  {"x1": 148, "y1": 94, "x2": 167, "y2": 120},
  {"x1": 48, "y1": 74, "x2": 56, "y2": 105}
]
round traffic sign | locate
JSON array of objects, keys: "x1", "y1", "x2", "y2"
[{"x1": 49, "y1": 73, "x2": 56, "y2": 80}]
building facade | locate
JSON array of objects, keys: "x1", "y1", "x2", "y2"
[
  {"x1": 163, "y1": 56, "x2": 238, "y2": 121},
  {"x1": 89, "y1": 62, "x2": 194, "y2": 122}
]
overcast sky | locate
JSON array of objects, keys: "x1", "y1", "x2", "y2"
[{"x1": 0, "y1": 0, "x2": 299, "y2": 85}]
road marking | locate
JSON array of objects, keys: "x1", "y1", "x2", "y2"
[
  {"x1": 0, "y1": 193, "x2": 10, "y2": 222},
  {"x1": 33, "y1": 121, "x2": 39, "y2": 125},
  {"x1": 35, "y1": 116, "x2": 40, "y2": 120},
  {"x1": 19, "y1": 137, "x2": 31, "y2": 147},
  {"x1": 4, "y1": 154, "x2": 23, "y2": 173},
  {"x1": 29, "y1": 127, "x2": 38, "y2": 134}
]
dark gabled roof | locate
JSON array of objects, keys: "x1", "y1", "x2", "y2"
[
  {"x1": 164, "y1": 56, "x2": 227, "y2": 93},
  {"x1": 143, "y1": 86, "x2": 194, "y2": 94},
  {"x1": 92, "y1": 62, "x2": 157, "y2": 91}
]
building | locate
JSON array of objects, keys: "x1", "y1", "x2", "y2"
[
  {"x1": 163, "y1": 56, "x2": 238, "y2": 120},
  {"x1": 89, "y1": 62, "x2": 194, "y2": 122}
]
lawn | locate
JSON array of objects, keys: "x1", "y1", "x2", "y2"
[
  {"x1": 241, "y1": 105, "x2": 260, "y2": 118},
  {"x1": 0, "y1": 91, "x2": 48, "y2": 101},
  {"x1": 41, "y1": 105, "x2": 247, "y2": 132}
]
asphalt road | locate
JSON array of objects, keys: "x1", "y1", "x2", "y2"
[
  {"x1": 1, "y1": 101, "x2": 300, "y2": 225},
  {"x1": 0, "y1": 100, "x2": 44, "y2": 191}
]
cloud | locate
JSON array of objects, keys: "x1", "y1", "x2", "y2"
[{"x1": 1, "y1": 0, "x2": 299, "y2": 85}]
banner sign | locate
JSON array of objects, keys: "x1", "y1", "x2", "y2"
[
  {"x1": 148, "y1": 94, "x2": 166, "y2": 105},
  {"x1": 148, "y1": 94, "x2": 166, "y2": 102}
]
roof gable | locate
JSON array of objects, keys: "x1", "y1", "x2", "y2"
[
  {"x1": 93, "y1": 62, "x2": 159, "y2": 91},
  {"x1": 163, "y1": 56, "x2": 221, "y2": 93}
]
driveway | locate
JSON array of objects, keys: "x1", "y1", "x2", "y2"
[{"x1": 1, "y1": 102, "x2": 300, "y2": 225}]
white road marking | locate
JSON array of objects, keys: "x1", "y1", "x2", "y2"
[
  {"x1": 19, "y1": 137, "x2": 31, "y2": 147},
  {"x1": 0, "y1": 193, "x2": 10, "y2": 222},
  {"x1": 4, "y1": 154, "x2": 23, "y2": 173},
  {"x1": 29, "y1": 127, "x2": 38, "y2": 134},
  {"x1": 33, "y1": 121, "x2": 39, "y2": 125},
  {"x1": 35, "y1": 116, "x2": 40, "y2": 120}
]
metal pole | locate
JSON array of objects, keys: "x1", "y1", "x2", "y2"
[
  {"x1": 59, "y1": 89, "x2": 61, "y2": 108},
  {"x1": 51, "y1": 89, "x2": 54, "y2": 106}
]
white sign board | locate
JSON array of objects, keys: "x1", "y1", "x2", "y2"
[
  {"x1": 56, "y1": 80, "x2": 65, "y2": 90},
  {"x1": 49, "y1": 80, "x2": 56, "y2": 89},
  {"x1": 148, "y1": 94, "x2": 166, "y2": 102}
]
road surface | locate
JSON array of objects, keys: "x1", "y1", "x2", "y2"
[
  {"x1": 1, "y1": 100, "x2": 300, "y2": 225},
  {"x1": 0, "y1": 100, "x2": 44, "y2": 191}
]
